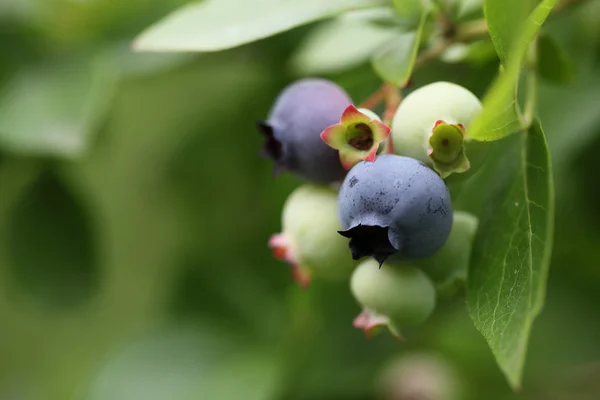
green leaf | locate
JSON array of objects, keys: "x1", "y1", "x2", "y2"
[
  {"x1": 467, "y1": 120, "x2": 554, "y2": 389},
  {"x1": 133, "y1": 0, "x2": 387, "y2": 52},
  {"x1": 116, "y1": 44, "x2": 197, "y2": 78},
  {"x1": 6, "y1": 168, "x2": 99, "y2": 309},
  {"x1": 463, "y1": 40, "x2": 499, "y2": 65},
  {"x1": 537, "y1": 34, "x2": 576, "y2": 84},
  {"x1": 469, "y1": 0, "x2": 558, "y2": 141},
  {"x1": 432, "y1": 0, "x2": 483, "y2": 20},
  {"x1": 484, "y1": 0, "x2": 536, "y2": 64},
  {"x1": 0, "y1": 54, "x2": 118, "y2": 158},
  {"x1": 468, "y1": 65, "x2": 523, "y2": 141},
  {"x1": 371, "y1": 11, "x2": 427, "y2": 86},
  {"x1": 290, "y1": 10, "x2": 398, "y2": 74},
  {"x1": 455, "y1": 0, "x2": 484, "y2": 19},
  {"x1": 393, "y1": 0, "x2": 427, "y2": 23}
]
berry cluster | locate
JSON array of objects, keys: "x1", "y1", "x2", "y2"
[{"x1": 261, "y1": 78, "x2": 482, "y2": 338}]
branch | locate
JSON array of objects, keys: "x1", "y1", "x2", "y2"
[{"x1": 414, "y1": 39, "x2": 453, "y2": 69}]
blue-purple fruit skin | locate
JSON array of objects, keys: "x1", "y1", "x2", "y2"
[
  {"x1": 338, "y1": 154, "x2": 453, "y2": 264},
  {"x1": 263, "y1": 78, "x2": 351, "y2": 184}
]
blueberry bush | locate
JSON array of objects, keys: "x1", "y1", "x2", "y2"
[{"x1": 1, "y1": 0, "x2": 600, "y2": 399}]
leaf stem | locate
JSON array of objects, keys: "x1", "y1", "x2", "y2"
[
  {"x1": 414, "y1": 39, "x2": 453, "y2": 68},
  {"x1": 361, "y1": 11, "x2": 490, "y2": 110},
  {"x1": 522, "y1": 39, "x2": 539, "y2": 129},
  {"x1": 412, "y1": 19, "x2": 490, "y2": 69},
  {"x1": 361, "y1": 0, "x2": 584, "y2": 109},
  {"x1": 455, "y1": 19, "x2": 489, "y2": 41}
]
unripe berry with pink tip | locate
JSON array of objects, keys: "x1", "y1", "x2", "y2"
[
  {"x1": 269, "y1": 184, "x2": 357, "y2": 286},
  {"x1": 351, "y1": 259, "x2": 436, "y2": 338}
]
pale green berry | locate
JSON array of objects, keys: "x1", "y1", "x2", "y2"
[
  {"x1": 417, "y1": 211, "x2": 478, "y2": 297},
  {"x1": 350, "y1": 259, "x2": 436, "y2": 338},
  {"x1": 269, "y1": 184, "x2": 357, "y2": 286},
  {"x1": 357, "y1": 108, "x2": 382, "y2": 122},
  {"x1": 391, "y1": 81, "x2": 483, "y2": 178}
]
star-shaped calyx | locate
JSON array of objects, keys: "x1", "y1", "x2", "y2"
[
  {"x1": 257, "y1": 121, "x2": 285, "y2": 175},
  {"x1": 353, "y1": 308, "x2": 404, "y2": 340},
  {"x1": 268, "y1": 233, "x2": 311, "y2": 287},
  {"x1": 427, "y1": 120, "x2": 471, "y2": 178},
  {"x1": 321, "y1": 105, "x2": 391, "y2": 169}
]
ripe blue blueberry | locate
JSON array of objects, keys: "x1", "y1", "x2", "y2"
[
  {"x1": 258, "y1": 78, "x2": 352, "y2": 184},
  {"x1": 338, "y1": 154, "x2": 453, "y2": 265}
]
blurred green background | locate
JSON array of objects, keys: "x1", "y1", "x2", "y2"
[{"x1": 1, "y1": 1, "x2": 600, "y2": 399}]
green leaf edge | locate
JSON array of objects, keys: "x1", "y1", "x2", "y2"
[
  {"x1": 468, "y1": 119, "x2": 555, "y2": 389},
  {"x1": 527, "y1": 120, "x2": 555, "y2": 317},
  {"x1": 133, "y1": 0, "x2": 389, "y2": 53},
  {"x1": 370, "y1": 9, "x2": 428, "y2": 86},
  {"x1": 469, "y1": 0, "x2": 558, "y2": 141}
]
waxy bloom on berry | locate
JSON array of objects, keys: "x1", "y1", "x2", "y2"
[{"x1": 258, "y1": 78, "x2": 352, "y2": 184}]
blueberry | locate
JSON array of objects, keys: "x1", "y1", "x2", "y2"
[
  {"x1": 338, "y1": 154, "x2": 453, "y2": 265},
  {"x1": 258, "y1": 78, "x2": 352, "y2": 184},
  {"x1": 269, "y1": 184, "x2": 358, "y2": 286},
  {"x1": 390, "y1": 81, "x2": 483, "y2": 178},
  {"x1": 351, "y1": 259, "x2": 436, "y2": 338},
  {"x1": 417, "y1": 211, "x2": 478, "y2": 297}
]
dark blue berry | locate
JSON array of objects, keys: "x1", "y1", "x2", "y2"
[
  {"x1": 258, "y1": 78, "x2": 351, "y2": 184},
  {"x1": 338, "y1": 154, "x2": 453, "y2": 265}
]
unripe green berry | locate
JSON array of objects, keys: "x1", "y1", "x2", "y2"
[
  {"x1": 391, "y1": 81, "x2": 483, "y2": 178},
  {"x1": 350, "y1": 259, "x2": 436, "y2": 338},
  {"x1": 417, "y1": 211, "x2": 478, "y2": 297},
  {"x1": 269, "y1": 184, "x2": 357, "y2": 286},
  {"x1": 357, "y1": 108, "x2": 382, "y2": 122},
  {"x1": 393, "y1": 0, "x2": 430, "y2": 26}
]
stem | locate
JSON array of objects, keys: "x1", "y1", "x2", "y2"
[
  {"x1": 414, "y1": 18, "x2": 490, "y2": 69},
  {"x1": 523, "y1": 72, "x2": 537, "y2": 128},
  {"x1": 414, "y1": 39, "x2": 453, "y2": 68},
  {"x1": 382, "y1": 83, "x2": 402, "y2": 125},
  {"x1": 455, "y1": 19, "x2": 489, "y2": 41},
  {"x1": 360, "y1": 0, "x2": 579, "y2": 111},
  {"x1": 358, "y1": 83, "x2": 402, "y2": 129},
  {"x1": 359, "y1": 86, "x2": 385, "y2": 109},
  {"x1": 522, "y1": 39, "x2": 538, "y2": 129}
]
